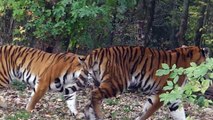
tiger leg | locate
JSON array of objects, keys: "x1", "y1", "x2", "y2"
[
  {"x1": 84, "y1": 87, "x2": 107, "y2": 120},
  {"x1": 168, "y1": 100, "x2": 186, "y2": 120},
  {"x1": 26, "y1": 82, "x2": 48, "y2": 112},
  {"x1": 63, "y1": 86, "x2": 78, "y2": 116},
  {"x1": 136, "y1": 95, "x2": 163, "y2": 120}
]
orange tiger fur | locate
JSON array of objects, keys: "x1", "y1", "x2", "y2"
[
  {"x1": 77, "y1": 45, "x2": 208, "y2": 120},
  {"x1": 0, "y1": 45, "x2": 85, "y2": 115}
]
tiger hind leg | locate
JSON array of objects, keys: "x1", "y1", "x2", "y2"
[
  {"x1": 26, "y1": 82, "x2": 48, "y2": 112},
  {"x1": 135, "y1": 95, "x2": 163, "y2": 120},
  {"x1": 168, "y1": 100, "x2": 186, "y2": 120},
  {"x1": 84, "y1": 87, "x2": 108, "y2": 120}
]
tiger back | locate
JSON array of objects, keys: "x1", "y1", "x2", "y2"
[
  {"x1": 77, "y1": 45, "x2": 208, "y2": 120},
  {"x1": 0, "y1": 45, "x2": 85, "y2": 116}
]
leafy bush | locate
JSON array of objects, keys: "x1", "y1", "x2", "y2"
[
  {"x1": 156, "y1": 58, "x2": 213, "y2": 107},
  {"x1": 0, "y1": 0, "x2": 138, "y2": 50},
  {"x1": 123, "y1": 105, "x2": 132, "y2": 113}
]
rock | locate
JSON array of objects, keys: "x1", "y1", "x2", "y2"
[
  {"x1": 76, "y1": 112, "x2": 85, "y2": 119},
  {"x1": 0, "y1": 96, "x2": 7, "y2": 108}
]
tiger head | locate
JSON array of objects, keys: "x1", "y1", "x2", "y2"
[
  {"x1": 179, "y1": 45, "x2": 209, "y2": 65},
  {"x1": 78, "y1": 53, "x2": 100, "y2": 88}
]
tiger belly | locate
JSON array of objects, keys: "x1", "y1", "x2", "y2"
[
  {"x1": 128, "y1": 75, "x2": 159, "y2": 95},
  {"x1": 10, "y1": 69, "x2": 38, "y2": 88}
]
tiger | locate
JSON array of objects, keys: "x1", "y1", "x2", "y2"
[
  {"x1": 75, "y1": 45, "x2": 209, "y2": 120},
  {"x1": 0, "y1": 45, "x2": 86, "y2": 116}
]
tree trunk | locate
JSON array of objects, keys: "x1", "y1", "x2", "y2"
[
  {"x1": 144, "y1": 0, "x2": 156, "y2": 46},
  {"x1": 169, "y1": 0, "x2": 178, "y2": 48},
  {"x1": 109, "y1": 11, "x2": 116, "y2": 46},
  {"x1": 176, "y1": 0, "x2": 189, "y2": 46},
  {"x1": 194, "y1": 0, "x2": 208, "y2": 47},
  {"x1": 0, "y1": 9, "x2": 14, "y2": 44}
]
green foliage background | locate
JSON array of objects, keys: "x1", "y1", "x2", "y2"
[{"x1": 0, "y1": 0, "x2": 212, "y2": 53}]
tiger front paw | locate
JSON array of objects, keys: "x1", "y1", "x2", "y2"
[
  {"x1": 25, "y1": 104, "x2": 35, "y2": 113},
  {"x1": 84, "y1": 104, "x2": 102, "y2": 120},
  {"x1": 68, "y1": 109, "x2": 78, "y2": 116}
]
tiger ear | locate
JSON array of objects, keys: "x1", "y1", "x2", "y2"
[
  {"x1": 77, "y1": 55, "x2": 86, "y2": 65},
  {"x1": 202, "y1": 47, "x2": 210, "y2": 58},
  {"x1": 181, "y1": 45, "x2": 188, "y2": 48}
]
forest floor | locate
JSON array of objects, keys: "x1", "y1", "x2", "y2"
[{"x1": 0, "y1": 87, "x2": 213, "y2": 120}]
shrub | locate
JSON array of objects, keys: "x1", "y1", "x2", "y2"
[{"x1": 156, "y1": 58, "x2": 213, "y2": 107}]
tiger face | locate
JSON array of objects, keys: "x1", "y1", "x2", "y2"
[
  {"x1": 178, "y1": 46, "x2": 209, "y2": 65},
  {"x1": 78, "y1": 54, "x2": 101, "y2": 87}
]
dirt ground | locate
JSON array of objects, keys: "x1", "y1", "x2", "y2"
[{"x1": 0, "y1": 87, "x2": 213, "y2": 120}]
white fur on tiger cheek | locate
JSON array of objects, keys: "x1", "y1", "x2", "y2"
[
  {"x1": 74, "y1": 71, "x2": 81, "y2": 78},
  {"x1": 93, "y1": 63, "x2": 99, "y2": 71}
]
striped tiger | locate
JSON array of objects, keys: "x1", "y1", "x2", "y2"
[
  {"x1": 76, "y1": 45, "x2": 209, "y2": 120},
  {"x1": 0, "y1": 45, "x2": 86, "y2": 116}
]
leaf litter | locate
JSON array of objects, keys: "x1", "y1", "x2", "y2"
[{"x1": 0, "y1": 87, "x2": 212, "y2": 120}]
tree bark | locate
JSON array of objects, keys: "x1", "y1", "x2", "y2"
[
  {"x1": 144, "y1": 0, "x2": 156, "y2": 46},
  {"x1": 0, "y1": 9, "x2": 14, "y2": 44},
  {"x1": 176, "y1": 0, "x2": 189, "y2": 46},
  {"x1": 109, "y1": 11, "x2": 116, "y2": 46},
  {"x1": 194, "y1": 0, "x2": 208, "y2": 47},
  {"x1": 169, "y1": 0, "x2": 178, "y2": 48}
]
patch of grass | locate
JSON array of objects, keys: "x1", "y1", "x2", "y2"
[
  {"x1": 11, "y1": 80, "x2": 27, "y2": 91},
  {"x1": 122, "y1": 117, "x2": 130, "y2": 120},
  {"x1": 123, "y1": 105, "x2": 132, "y2": 113},
  {"x1": 6, "y1": 110, "x2": 30, "y2": 120},
  {"x1": 105, "y1": 98, "x2": 119, "y2": 106},
  {"x1": 111, "y1": 112, "x2": 117, "y2": 119}
]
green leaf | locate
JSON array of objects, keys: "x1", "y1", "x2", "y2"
[
  {"x1": 188, "y1": 96, "x2": 195, "y2": 103},
  {"x1": 163, "y1": 86, "x2": 173, "y2": 91},
  {"x1": 173, "y1": 76, "x2": 179, "y2": 84},
  {"x1": 201, "y1": 80, "x2": 211, "y2": 94},
  {"x1": 170, "y1": 72, "x2": 177, "y2": 78},
  {"x1": 208, "y1": 73, "x2": 213, "y2": 79},
  {"x1": 171, "y1": 64, "x2": 176, "y2": 71},
  {"x1": 156, "y1": 69, "x2": 170, "y2": 76},
  {"x1": 190, "y1": 62, "x2": 197, "y2": 67},
  {"x1": 177, "y1": 67, "x2": 184, "y2": 75},
  {"x1": 167, "y1": 81, "x2": 173, "y2": 86},
  {"x1": 162, "y1": 63, "x2": 170, "y2": 69}
]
